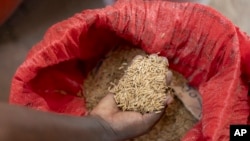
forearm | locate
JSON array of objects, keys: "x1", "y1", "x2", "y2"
[{"x1": 0, "y1": 102, "x2": 116, "y2": 141}]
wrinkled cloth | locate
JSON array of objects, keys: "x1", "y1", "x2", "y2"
[{"x1": 10, "y1": 0, "x2": 250, "y2": 141}]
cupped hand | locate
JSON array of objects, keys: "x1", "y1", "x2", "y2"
[{"x1": 90, "y1": 93, "x2": 173, "y2": 140}]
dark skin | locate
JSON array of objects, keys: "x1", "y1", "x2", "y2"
[{"x1": 0, "y1": 94, "x2": 173, "y2": 141}]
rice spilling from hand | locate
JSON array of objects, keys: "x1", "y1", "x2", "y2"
[
  {"x1": 109, "y1": 54, "x2": 172, "y2": 114},
  {"x1": 83, "y1": 45, "x2": 146, "y2": 110}
]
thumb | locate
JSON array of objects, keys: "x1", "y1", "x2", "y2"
[
  {"x1": 97, "y1": 93, "x2": 118, "y2": 109},
  {"x1": 91, "y1": 93, "x2": 119, "y2": 116}
]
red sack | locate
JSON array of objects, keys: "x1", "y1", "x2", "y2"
[
  {"x1": 237, "y1": 30, "x2": 250, "y2": 125},
  {"x1": 238, "y1": 29, "x2": 250, "y2": 81},
  {"x1": 10, "y1": 0, "x2": 250, "y2": 140}
]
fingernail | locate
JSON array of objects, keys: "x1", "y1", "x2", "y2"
[
  {"x1": 166, "y1": 71, "x2": 173, "y2": 85},
  {"x1": 165, "y1": 95, "x2": 174, "y2": 105}
]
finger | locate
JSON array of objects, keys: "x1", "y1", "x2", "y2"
[
  {"x1": 143, "y1": 112, "x2": 163, "y2": 121},
  {"x1": 141, "y1": 111, "x2": 164, "y2": 130},
  {"x1": 95, "y1": 93, "x2": 119, "y2": 112},
  {"x1": 164, "y1": 95, "x2": 174, "y2": 105},
  {"x1": 166, "y1": 70, "x2": 173, "y2": 85},
  {"x1": 142, "y1": 95, "x2": 174, "y2": 127}
]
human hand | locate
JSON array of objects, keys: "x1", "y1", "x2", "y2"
[{"x1": 90, "y1": 93, "x2": 173, "y2": 141}]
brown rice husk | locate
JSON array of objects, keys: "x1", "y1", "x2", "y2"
[{"x1": 83, "y1": 45, "x2": 198, "y2": 141}]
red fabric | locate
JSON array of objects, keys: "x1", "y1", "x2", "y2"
[
  {"x1": 237, "y1": 29, "x2": 250, "y2": 124},
  {"x1": 9, "y1": 0, "x2": 250, "y2": 140}
]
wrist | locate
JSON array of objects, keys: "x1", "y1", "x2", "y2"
[{"x1": 83, "y1": 116, "x2": 118, "y2": 141}]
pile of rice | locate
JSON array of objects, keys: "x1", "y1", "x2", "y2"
[
  {"x1": 109, "y1": 53, "x2": 172, "y2": 114},
  {"x1": 83, "y1": 45, "x2": 198, "y2": 141}
]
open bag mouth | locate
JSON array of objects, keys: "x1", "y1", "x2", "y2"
[
  {"x1": 9, "y1": 0, "x2": 250, "y2": 140},
  {"x1": 27, "y1": 26, "x2": 127, "y2": 115}
]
